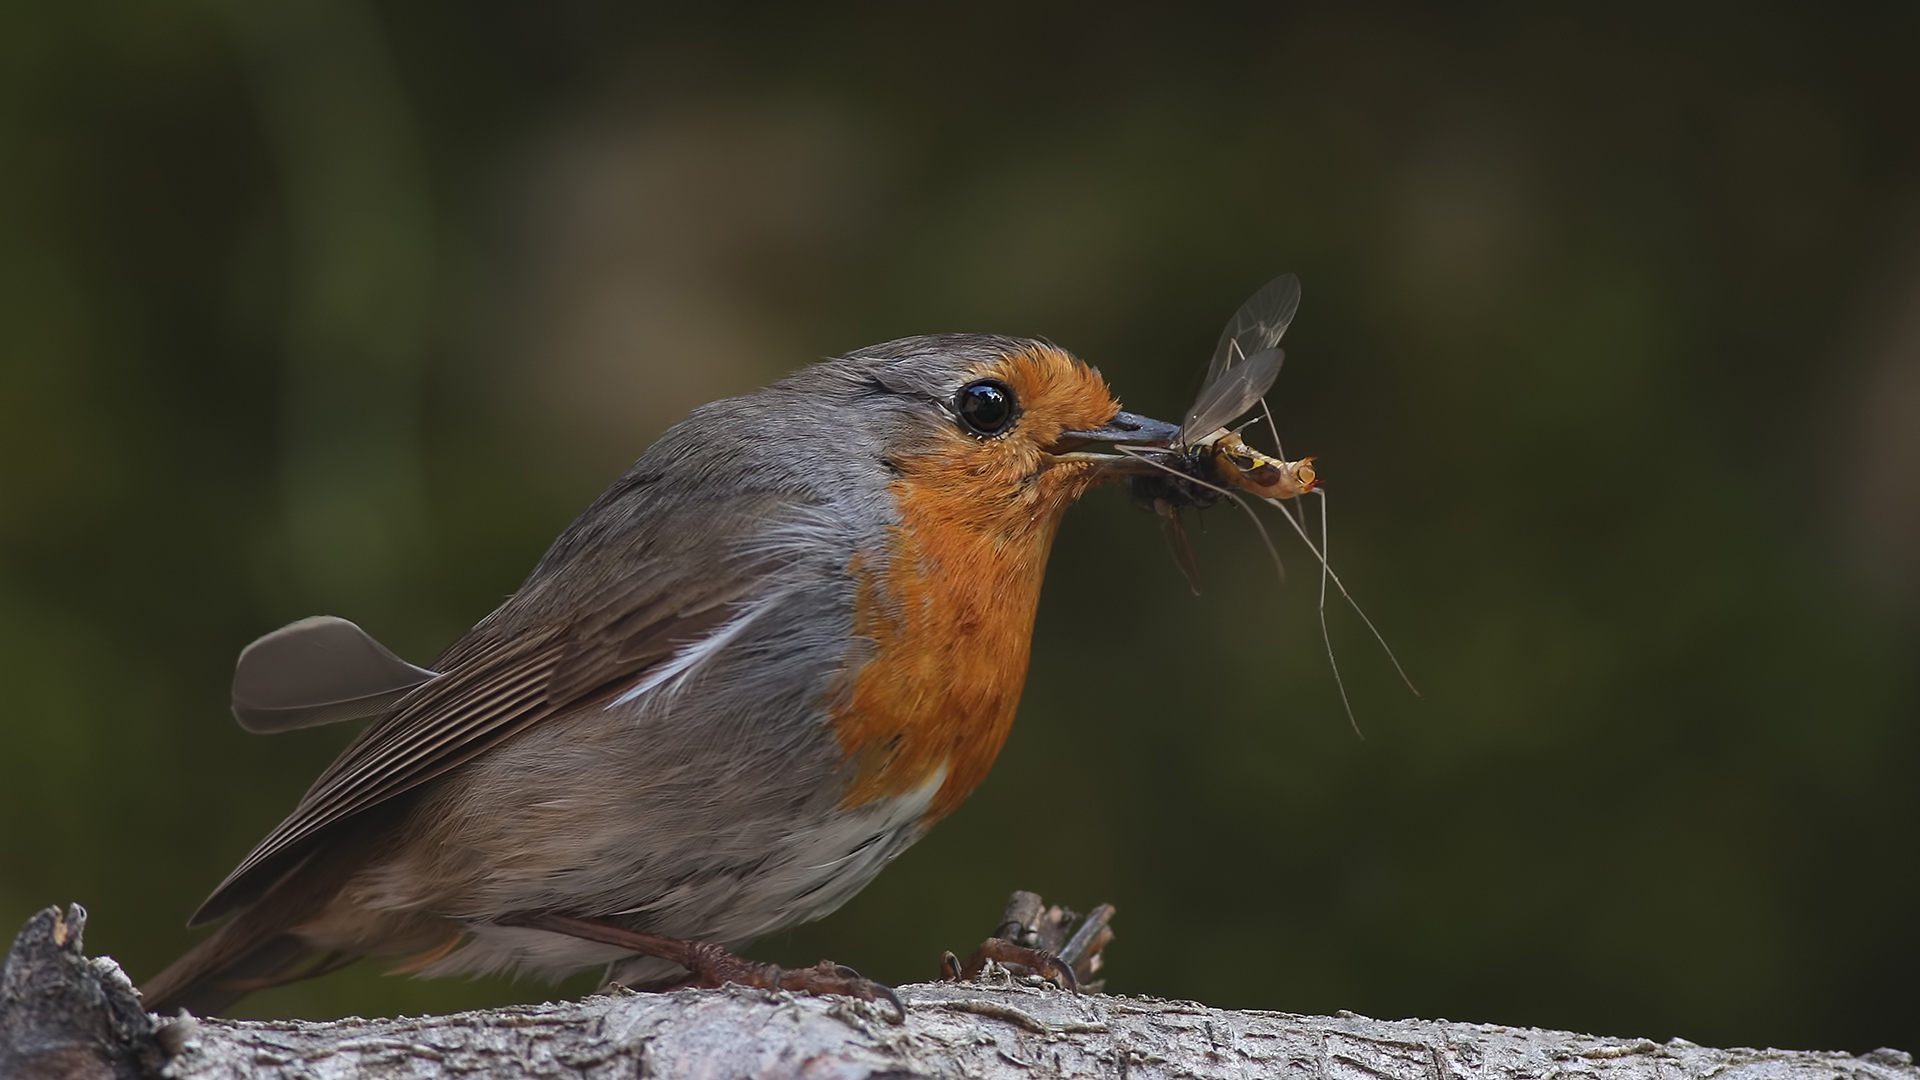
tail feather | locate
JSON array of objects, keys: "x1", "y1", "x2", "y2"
[
  {"x1": 141, "y1": 839, "x2": 364, "y2": 1015},
  {"x1": 141, "y1": 930, "x2": 340, "y2": 1016}
]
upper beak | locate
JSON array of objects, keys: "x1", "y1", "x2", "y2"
[{"x1": 1053, "y1": 410, "x2": 1182, "y2": 452}]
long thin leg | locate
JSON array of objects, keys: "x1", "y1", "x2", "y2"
[
  {"x1": 1258, "y1": 394, "x2": 1288, "y2": 462},
  {"x1": 1118, "y1": 441, "x2": 1418, "y2": 735},
  {"x1": 1315, "y1": 491, "x2": 1360, "y2": 737},
  {"x1": 1268, "y1": 490, "x2": 1420, "y2": 698}
]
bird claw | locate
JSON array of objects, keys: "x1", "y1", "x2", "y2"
[
  {"x1": 939, "y1": 891, "x2": 1115, "y2": 992},
  {"x1": 771, "y1": 959, "x2": 905, "y2": 1021},
  {"x1": 952, "y1": 937, "x2": 1079, "y2": 991}
]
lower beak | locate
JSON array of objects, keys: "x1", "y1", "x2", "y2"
[{"x1": 1048, "y1": 410, "x2": 1184, "y2": 475}]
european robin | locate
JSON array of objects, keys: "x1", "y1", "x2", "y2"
[{"x1": 141, "y1": 333, "x2": 1180, "y2": 1015}]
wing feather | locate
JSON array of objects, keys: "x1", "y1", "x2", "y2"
[{"x1": 192, "y1": 589, "x2": 754, "y2": 925}]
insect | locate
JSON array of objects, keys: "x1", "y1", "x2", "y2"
[
  {"x1": 1126, "y1": 274, "x2": 1416, "y2": 731},
  {"x1": 1129, "y1": 273, "x2": 1315, "y2": 588}
]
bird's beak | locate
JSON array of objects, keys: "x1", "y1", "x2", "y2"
[
  {"x1": 1054, "y1": 411, "x2": 1181, "y2": 451},
  {"x1": 1047, "y1": 410, "x2": 1183, "y2": 475}
]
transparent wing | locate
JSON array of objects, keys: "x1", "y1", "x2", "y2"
[
  {"x1": 1183, "y1": 347, "x2": 1282, "y2": 436},
  {"x1": 1206, "y1": 273, "x2": 1301, "y2": 387}
]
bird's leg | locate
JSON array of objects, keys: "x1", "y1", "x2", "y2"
[
  {"x1": 497, "y1": 911, "x2": 904, "y2": 1021},
  {"x1": 939, "y1": 891, "x2": 1115, "y2": 991}
]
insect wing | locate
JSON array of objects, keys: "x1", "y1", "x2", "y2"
[
  {"x1": 1206, "y1": 273, "x2": 1301, "y2": 386},
  {"x1": 1182, "y1": 347, "x2": 1282, "y2": 437}
]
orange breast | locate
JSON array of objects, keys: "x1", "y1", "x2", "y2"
[{"x1": 831, "y1": 433, "x2": 1093, "y2": 823}]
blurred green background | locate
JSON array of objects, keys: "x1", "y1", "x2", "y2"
[{"x1": 4, "y1": 0, "x2": 1918, "y2": 1053}]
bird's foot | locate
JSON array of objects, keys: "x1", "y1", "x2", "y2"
[
  {"x1": 498, "y1": 911, "x2": 904, "y2": 1021},
  {"x1": 942, "y1": 937, "x2": 1078, "y2": 990},
  {"x1": 939, "y1": 890, "x2": 1115, "y2": 992}
]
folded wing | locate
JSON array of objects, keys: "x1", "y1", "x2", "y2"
[{"x1": 194, "y1": 508, "x2": 781, "y2": 925}]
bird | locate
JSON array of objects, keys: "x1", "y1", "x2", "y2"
[{"x1": 140, "y1": 333, "x2": 1180, "y2": 1016}]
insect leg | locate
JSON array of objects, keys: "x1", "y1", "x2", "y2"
[
  {"x1": 1265, "y1": 490, "x2": 1420, "y2": 698},
  {"x1": 1312, "y1": 489, "x2": 1361, "y2": 736},
  {"x1": 1223, "y1": 491, "x2": 1287, "y2": 586},
  {"x1": 1256, "y1": 394, "x2": 1288, "y2": 462}
]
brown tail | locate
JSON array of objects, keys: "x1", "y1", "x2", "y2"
[
  {"x1": 141, "y1": 931, "x2": 350, "y2": 1016},
  {"x1": 141, "y1": 844, "x2": 361, "y2": 1015}
]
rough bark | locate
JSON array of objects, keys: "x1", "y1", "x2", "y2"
[
  {"x1": 1, "y1": 905, "x2": 164, "y2": 1080},
  {"x1": 5, "y1": 904, "x2": 1915, "y2": 1080}
]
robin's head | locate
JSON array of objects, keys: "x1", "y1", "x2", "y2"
[{"x1": 788, "y1": 334, "x2": 1179, "y2": 537}]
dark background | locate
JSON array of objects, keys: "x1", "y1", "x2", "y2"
[{"x1": 4, "y1": 0, "x2": 1918, "y2": 1053}]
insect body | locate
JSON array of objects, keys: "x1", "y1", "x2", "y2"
[{"x1": 1209, "y1": 432, "x2": 1317, "y2": 500}]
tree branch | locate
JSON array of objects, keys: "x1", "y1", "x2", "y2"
[{"x1": 5, "y1": 904, "x2": 1915, "y2": 1080}]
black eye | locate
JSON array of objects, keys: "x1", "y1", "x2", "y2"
[{"x1": 956, "y1": 379, "x2": 1017, "y2": 437}]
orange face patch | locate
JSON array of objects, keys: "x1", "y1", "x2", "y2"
[{"x1": 831, "y1": 345, "x2": 1122, "y2": 822}]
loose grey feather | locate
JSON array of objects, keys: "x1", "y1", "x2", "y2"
[{"x1": 232, "y1": 616, "x2": 441, "y2": 734}]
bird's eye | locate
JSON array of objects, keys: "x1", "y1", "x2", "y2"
[{"x1": 955, "y1": 379, "x2": 1017, "y2": 437}]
